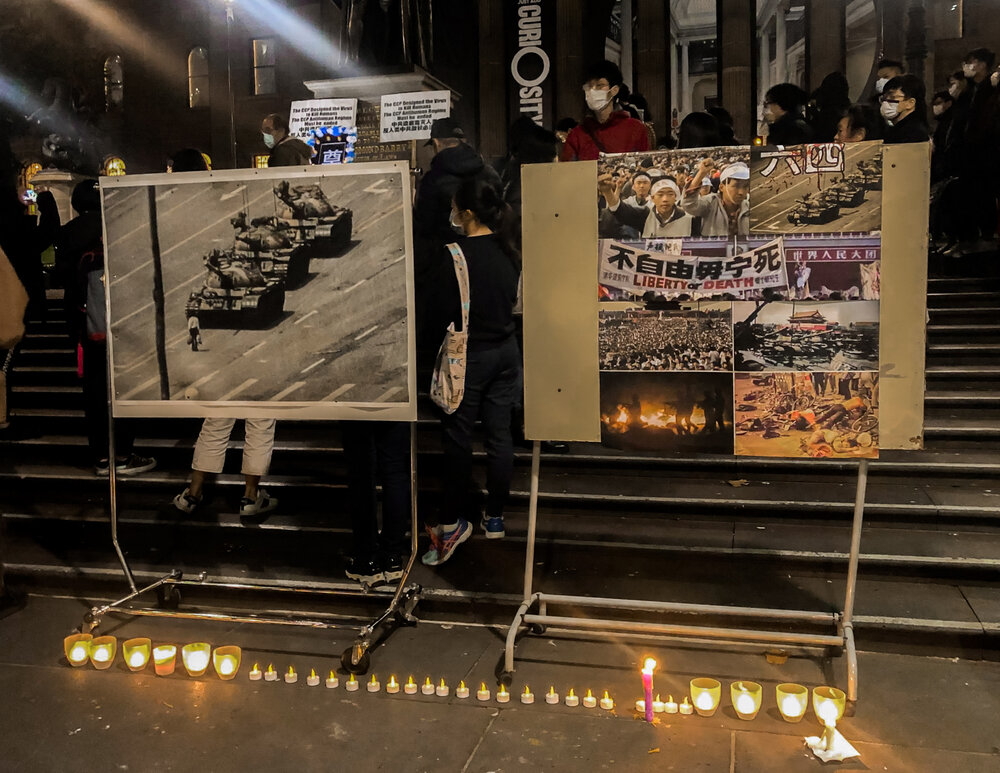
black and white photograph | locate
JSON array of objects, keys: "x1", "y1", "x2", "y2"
[
  {"x1": 732, "y1": 300, "x2": 879, "y2": 372},
  {"x1": 102, "y1": 162, "x2": 415, "y2": 420},
  {"x1": 597, "y1": 147, "x2": 751, "y2": 240},
  {"x1": 599, "y1": 305, "x2": 734, "y2": 371},
  {"x1": 600, "y1": 372, "x2": 734, "y2": 455},
  {"x1": 750, "y1": 141, "x2": 883, "y2": 234}
]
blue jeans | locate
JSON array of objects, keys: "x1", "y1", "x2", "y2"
[{"x1": 441, "y1": 335, "x2": 522, "y2": 521}]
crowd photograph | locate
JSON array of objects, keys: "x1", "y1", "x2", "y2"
[{"x1": 599, "y1": 306, "x2": 733, "y2": 372}]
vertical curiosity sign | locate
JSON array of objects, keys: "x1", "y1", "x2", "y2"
[{"x1": 507, "y1": 0, "x2": 554, "y2": 127}]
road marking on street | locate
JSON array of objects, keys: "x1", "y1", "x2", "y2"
[
  {"x1": 170, "y1": 369, "x2": 221, "y2": 399},
  {"x1": 108, "y1": 186, "x2": 213, "y2": 249},
  {"x1": 374, "y1": 386, "x2": 404, "y2": 403},
  {"x1": 115, "y1": 331, "x2": 188, "y2": 374},
  {"x1": 300, "y1": 358, "x2": 325, "y2": 374},
  {"x1": 220, "y1": 185, "x2": 247, "y2": 201},
  {"x1": 120, "y1": 376, "x2": 160, "y2": 400},
  {"x1": 242, "y1": 341, "x2": 267, "y2": 357},
  {"x1": 219, "y1": 378, "x2": 258, "y2": 401},
  {"x1": 390, "y1": 254, "x2": 406, "y2": 266},
  {"x1": 271, "y1": 381, "x2": 306, "y2": 401},
  {"x1": 354, "y1": 325, "x2": 378, "y2": 341},
  {"x1": 355, "y1": 203, "x2": 404, "y2": 235},
  {"x1": 114, "y1": 272, "x2": 203, "y2": 325},
  {"x1": 363, "y1": 178, "x2": 392, "y2": 194},
  {"x1": 294, "y1": 309, "x2": 319, "y2": 325},
  {"x1": 323, "y1": 383, "x2": 354, "y2": 401},
  {"x1": 344, "y1": 279, "x2": 366, "y2": 294},
  {"x1": 156, "y1": 188, "x2": 175, "y2": 202}
]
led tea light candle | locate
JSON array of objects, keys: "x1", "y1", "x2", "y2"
[
  {"x1": 652, "y1": 694, "x2": 665, "y2": 714},
  {"x1": 477, "y1": 682, "x2": 491, "y2": 701},
  {"x1": 421, "y1": 677, "x2": 435, "y2": 696},
  {"x1": 307, "y1": 669, "x2": 320, "y2": 687},
  {"x1": 776, "y1": 683, "x2": 808, "y2": 723},
  {"x1": 730, "y1": 681, "x2": 763, "y2": 720},
  {"x1": 404, "y1": 676, "x2": 418, "y2": 695},
  {"x1": 213, "y1": 646, "x2": 241, "y2": 681},
  {"x1": 679, "y1": 697, "x2": 693, "y2": 715},
  {"x1": 583, "y1": 689, "x2": 597, "y2": 709},
  {"x1": 285, "y1": 666, "x2": 298, "y2": 684},
  {"x1": 386, "y1": 675, "x2": 400, "y2": 694},
  {"x1": 181, "y1": 643, "x2": 211, "y2": 677},
  {"x1": 248, "y1": 663, "x2": 263, "y2": 681},
  {"x1": 345, "y1": 673, "x2": 359, "y2": 692},
  {"x1": 635, "y1": 699, "x2": 646, "y2": 713},
  {"x1": 690, "y1": 678, "x2": 721, "y2": 717},
  {"x1": 264, "y1": 663, "x2": 278, "y2": 682},
  {"x1": 122, "y1": 638, "x2": 151, "y2": 672},
  {"x1": 564, "y1": 688, "x2": 580, "y2": 707},
  {"x1": 367, "y1": 674, "x2": 380, "y2": 692},
  {"x1": 64, "y1": 634, "x2": 93, "y2": 667},
  {"x1": 665, "y1": 694, "x2": 678, "y2": 714},
  {"x1": 813, "y1": 685, "x2": 847, "y2": 749},
  {"x1": 326, "y1": 670, "x2": 339, "y2": 689},
  {"x1": 545, "y1": 686, "x2": 559, "y2": 705},
  {"x1": 641, "y1": 658, "x2": 656, "y2": 722},
  {"x1": 89, "y1": 636, "x2": 118, "y2": 670},
  {"x1": 455, "y1": 681, "x2": 470, "y2": 699},
  {"x1": 153, "y1": 645, "x2": 177, "y2": 676},
  {"x1": 520, "y1": 685, "x2": 534, "y2": 704},
  {"x1": 600, "y1": 691, "x2": 614, "y2": 710},
  {"x1": 496, "y1": 685, "x2": 510, "y2": 703},
  {"x1": 435, "y1": 678, "x2": 449, "y2": 697}
]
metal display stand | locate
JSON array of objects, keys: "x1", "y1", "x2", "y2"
[
  {"x1": 81, "y1": 403, "x2": 422, "y2": 676},
  {"x1": 503, "y1": 441, "x2": 869, "y2": 703}
]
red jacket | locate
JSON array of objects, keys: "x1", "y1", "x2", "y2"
[{"x1": 560, "y1": 111, "x2": 650, "y2": 161}]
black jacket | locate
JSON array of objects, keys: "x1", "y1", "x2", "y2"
[
  {"x1": 268, "y1": 136, "x2": 312, "y2": 167},
  {"x1": 767, "y1": 113, "x2": 814, "y2": 146},
  {"x1": 54, "y1": 210, "x2": 103, "y2": 344},
  {"x1": 884, "y1": 111, "x2": 930, "y2": 144},
  {"x1": 414, "y1": 143, "x2": 499, "y2": 249},
  {"x1": 0, "y1": 191, "x2": 59, "y2": 321}
]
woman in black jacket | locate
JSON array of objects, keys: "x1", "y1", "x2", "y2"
[{"x1": 763, "y1": 83, "x2": 814, "y2": 145}]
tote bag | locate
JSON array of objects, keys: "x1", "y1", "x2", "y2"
[{"x1": 429, "y1": 243, "x2": 470, "y2": 414}]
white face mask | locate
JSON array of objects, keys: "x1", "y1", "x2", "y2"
[
  {"x1": 880, "y1": 101, "x2": 899, "y2": 121},
  {"x1": 449, "y1": 210, "x2": 465, "y2": 235},
  {"x1": 762, "y1": 107, "x2": 776, "y2": 124},
  {"x1": 585, "y1": 87, "x2": 613, "y2": 112},
  {"x1": 993, "y1": 71, "x2": 1000, "y2": 88},
  {"x1": 963, "y1": 63, "x2": 977, "y2": 78},
  {"x1": 932, "y1": 104, "x2": 946, "y2": 116},
  {"x1": 875, "y1": 77, "x2": 889, "y2": 94},
  {"x1": 948, "y1": 83, "x2": 961, "y2": 98}
]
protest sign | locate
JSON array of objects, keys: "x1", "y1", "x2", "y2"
[{"x1": 380, "y1": 90, "x2": 450, "y2": 142}]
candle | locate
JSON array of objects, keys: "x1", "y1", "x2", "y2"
[
  {"x1": 520, "y1": 685, "x2": 534, "y2": 704},
  {"x1": 652, "y1": 694, "x2": 665, "y2": 713},
  {"x1": 128, "y1": 651, "x2": 145, "y2": 669},
  {"x1": 564, "y1": 688, "x2": 580, "y2": 707},
  {"x1": 69, "y1": 643, "x2": 89, "y2": 664},
  {"x1": 600, "y1": 691, "x2": 614, "y2": 710},
  {"x1": 346, "y1": 673, "x2": 359, "y2": 691},
  {"x1": 64, "y1": 634, "x2": 93, "y2": 667},
  {"x1": 218, "y1": 657, "x2": 236, "y2": 677},
  {"x1": 93, "y1": 647, "x2": 111, "y2": 663},
  {"x1": 730, "y1": 681, "x2": 762, "y2": 720},
  {"x1": 181, "y1": 643, "x2": 211, "y2": 677},
  {"x1": 477, "y1": 682, "x2": 491, "y2": 701},
  {"x1": 812, "y1": 687, "x2": 846, "y2": 729},
  {"x1": 285, "y1": 666, "x2": 298, "y2": 684},
  {"x1": 695, "y1": 693, "x2": 714, "y2": 711},
  {"x1": 249, "y1": 663, "x2": 263, "y2": 681},
  {"x1": 496, "y1": 685, "x2": 510, "y2": 703},
  {"x1": 153, "y1": 645, "x2": 177, "y2": 676},
  {"x1": 307, "y1": 669, "x2": 320, "y2": 687},
  {"x1": 368, "y1": 674, "x2": 381, "y2": 692},
  {"x1": 264, "y1": 663, "x2": 278, "y2": 681},
  {"x1": 387, "y1": 675, "x2": 400, "y2": 694},
  {"x1": 680, "y1": 697, "x2": 693, "y2": 715},
  {"x1": 665, "y1": 694, "x2": 678, "y2": 714},
  {"x1": 776, "y1": 684, "x2": 808, "y2": 722},
  {"x1": 212, "y1": 646, "x2": 241, "y2": 681},
  {"x1": 123, "y1": 638, "x2": 151, "y2": 672},
  {"x1": 690, "y1": 678, "x2": 721, "y2": 717},
  {"x1": 456, "y1": 681, "x2": 470, "y2": 699},
  {"x1": 435, "y1": 678, "x2": 449, "y2": 697},
  {"x1": 736, "y1": 693, "x2": 755, "y2": 714},
  {"x1": 326, "y1": 670, "x2": 339, "y2": 689},
  {"x1": 545, "y1": 686, "x2": 559, "y2": 705},
  {"x1": 90, "y1": 636, "x2": 118, "y2": 670},
  {"x1": 421, "y1": 677, "x2": 435, "y2": 696},
  {"x1": 583, "y1": 689, "x2": 597, "y2": 708},
  {"x1": 404, "y1": 676, "x2": 418, "y2": 695},
  {"x1": 635, "y1": 699, "x2": 646, "y2": 713},
  {"x1": 641, "y1": 658, "x2": 656, "y2": 722},
  {"x1": 781, "y1": 694, "x2": 803, "y2": 717}
]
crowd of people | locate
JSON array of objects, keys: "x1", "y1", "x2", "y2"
[{"x1": 599, "y1": 312, "x2": 733, "y2": 372}]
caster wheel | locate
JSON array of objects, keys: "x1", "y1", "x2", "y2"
[
  {"x1": 528, "y1": 624, "x2": 546, "y2": 635},
  {"x1": 341, "y1": 645, "x2": 371, "y2": 676},
  {"x1": 497, "y1": 671, "x2": 513, "y2": 689},
  {"x1": 156, "y1": 586, "x2": 182, "y2": 610}
]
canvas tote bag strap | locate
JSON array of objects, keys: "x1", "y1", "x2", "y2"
[{"x1": 445, "y1": 243, "x2": 470, "y2": 334}]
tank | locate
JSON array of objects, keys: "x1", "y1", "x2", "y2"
[
  {"x1": 826, "y1": 182, "x2": 866, "y2": 208},
  {"x1": 231, "y1": 213, "x2": 310, "y2": 288},
  {"x1": 272, "y1": 181, "x2": 353, "y2": 258},
  {"x1": 185, "y1": 248, "x2": 285, "y2": 328},
  {"x1": 787, "y1": 195, "x2": 841, "y2": 226}
]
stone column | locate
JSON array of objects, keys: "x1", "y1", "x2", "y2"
[
  {"x1": 904, "y1": 0, "x2": 928, "y2": 80},
  {"x1": 636, "y1": 0, "x2": 668, "y2": 136},
  {"x1": 807, "y1": 0, "x2": 846, "y2": 90},
  {"x1": 759, "y1": 18, "x2": 770, "y2": 104},
  {"x1": 477, "y1": 0, "x2": 506, "y2": 158},
  {"x1": 670, "y1": 38, "x2": 679, "y2": 124},
  {"x1": 681, "y1": 41, "x2": 690, "y2": 116},
  {"x1": 621, "y1": 0, "x2": 634, "y2": 88},
  {"x1": 719, "y1": 0, "x2": 754, "y2": 142},
  {"x1": 775, "y1": 3, "x2": 787, "y2": 83}
]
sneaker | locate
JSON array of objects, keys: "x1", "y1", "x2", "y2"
[
  {"x1": 172, "y1": 487, "x2": 202, "y2": 514},
  {"x1": 115, "y1": 454, "x2": 157, "y2": 476},
  {"x1": 345, "y1": 557, "x2": 384, "y2": 585},
  {"x1": 421, "y1": 519, "x2": 472, "y2": 566},
  {"x1": 240, "y1": 489, "x2": 278, "y2": 517},
  {"x1": 381, "y1": 554, "x2": 405, "y2": 583},
  {"x1": 481, "y1": 515, "x2": 505, "y2": 539}
]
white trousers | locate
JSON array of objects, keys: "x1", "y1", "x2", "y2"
[{"x1": 191, "y1": 418, "x2": 276, "y2": 476}]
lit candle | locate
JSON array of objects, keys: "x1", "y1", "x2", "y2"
[
  {"x1": 153, "y1": 645, "x2": 177, "y2": 676},
  {"x1": 496, "y1": 685, "x2": 510, "y2": 703},
  {"x1": 367, "y1": 674, "x2": 381, "y2": 692},
  {"x1": 421, "y1": 677, "x2": 435, "y2": 696},
  {"x1": 69, "y1": 643, "x2": 89, "y2": 664},
  {"x1": 583, "y1": 689, "x2": 597, "y2": 708},
  {"x1": 435, "y1": 678, "x2": 449, "y2": 697},
  {"x1": 736, "y1": 693, "x2": 755, "y2": 715},
  {"x1": 285, "y1": 666, "x2": 298, "y2": 684},
  {"x1": 731, "y1": 681, "x2": 762, "y2": 720},
  {"x1": 477, "y1": 682, "x2": 491, "y2": 701},
  {"x1": 635, "y1": 699, "x2": 646, "y2": 713},
  {"x1": 695, "y1": 693, "x2": 714, "y2": 711},
  {"x1": 90, "y1": 636, "x2": 118, "y2": 670},
  {"x1": 213, "y1": 646, "x2": 241, "y2": 681},
  {"x1": 181, "y1": 643, "x2": 211, "y2": 677},
  {"x1": 690, "y1": 678, "x2": 721, "y2": 717},
  {"x1": 93, "y1": 647, "x2": 111, "y2": 663},
  {"x1": 128, "y1": 651, "x2": 145, "y2": 669},
  {"x1": 652, "y1": 694, "x2": 665, "y2": 714},
  {"x1": 326, "y1": 670, "x2": 339, "y2": 689},
  {"x1": 545, "y1": 686, "x2": 559, "y2": 705},
  {"x1": 680, "y1": 697, "x2": 693, "y2": 715},
  {"x1": 307, "y1": 669, "x2": 320, "y2": 687},
  {"x1": 404, "y1": 676, "x2": 418, "y2": 695},
  {"x1": 520, "y1": 685, "x2": 534, "y2": 704},
  {"x1": 346, "y1": 673, "x2": 359, "y2": 691},
  {"x1": 249, "y1": 663, "x2": 262, "y2": 681},
  {"x1": 455, "y1": 681, "x2": 470, "y2": 699},
  {"x1": 564, "y1": 688, "x2": 580, "y2": 707},
  {"x1": 64, "y1": 634, "x2": 93, "y2": 667},
  {"x1": 123, "y1": 638, "x2": 151, "y2": 672},
  {"x1": 218, "y1": 657, "x2": 236, "y2": 677},
  {"x1": 387, "y1": 675, "x2": 400, "y2": 694},
  {"x1": 600, "y1": 690, "x2": 614, "y2": 710},
  {"x1": 641, "y1": 658, "x2": 656, "y2": 722},
  {"x1": 264, "y1": 663, "x2": 278, "y2": 681},
  {"x1": 781, "y1": 694, "x2": 803, "y2": 718},
  {"x1": 665, "y1": 694, "x2": 678, "y2": 714}
]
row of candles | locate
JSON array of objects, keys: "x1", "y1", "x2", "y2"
[{"x1": 64, "y1": 634, "x2": 240, "y2": 679}]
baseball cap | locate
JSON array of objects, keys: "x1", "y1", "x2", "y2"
[
  {"x1": 425, "y1": 116, "x2": 465, "y2": 146},
  {"x1": 720, "y1": 162, "x2": 750, "y2": 182}
]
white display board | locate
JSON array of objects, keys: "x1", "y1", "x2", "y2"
[{"x1": 379, "y1": 90, "x2": 451, "y2": 142}]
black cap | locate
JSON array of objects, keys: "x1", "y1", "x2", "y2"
[{"x1": 425, "y1": 116, "x2": 465, "y2": 146}]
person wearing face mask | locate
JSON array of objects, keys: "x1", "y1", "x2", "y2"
[
  {"x1": 761, "y1": 83, "x2": 814, "y2": 146},
  {"x1": 880, "y1": 75, "x2": 929, "y2": 144},
  {"x1": 930, "y1": 91, "x2": 956, "y2": 182},
  {"x1": 600, "y1": 176, "x2": 693, "y2": 238},
  {"x1": 873, "y1": 59, "x2": 905, "y2": 100},
  {"x1": 260, "y1": 113, "x2": 312, "y2": 167},
  {"x1": 560, "y1": 60, "x2": 650, "y2": 162},
  {"x1": 681, "y1": 159, "x2": 751, "y2": 237},
  {"x1": 835, "y1": 104, "x2": 883, "y2": 143}
]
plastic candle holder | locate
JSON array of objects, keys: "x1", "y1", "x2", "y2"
[
  {"x1": 213, "y1": 646, "x2": 241, "y2": 680},
  {"x1": 600, "y1": 691, "x2": 614, "y2": 710},
  {"x1": 690, "y1": 678, "x2": 721, "y2": 717},
  {"x1": 285, "y1": 666, "x2": 298, "y2": 684},
  {"x1": 545, "y1": 686, "x2": 559, "y2": 705},
  {"x1": 679, "y1": 696, "x2": 693, "y2": 714},
  {"x1": 421, "y1": 677, "x2": 435, "y2": 696},
  {"x1": 306, "y1": 669, "x2": 320, "y2": 686},
  {"x1": 122, "y1": 637, "x2": 152, "y2": 672},
  {"x1": 455, "y1": 681, "x2": 470, "y2": 699},
  {"x1": 496, "y1": 685, "x2": 510, "y2": 703},
  {"x1": 564, "y1": 688, "x2": 579, "y2": 707},
  {"x1": 730, "y1": 681, "x2": 763, "y2": 720},
  {"x1": 776, "y1": 683, "x2": 808, "y2": 723},
  {"x1": 326, "y1": 670, "x2": 339, "y2": 689},
  {"x1": 665, "y1": 694, "x2": 679, "y2": 714},
  {"x1": 64, "y1": 634, "x2": 93, "y2": 667},
  {"x1": 181, "y1": 643, "x2": 212, "y2": 677},
  {"x1": 346, "y1": 674, "x2": 359, "y2": 691},
  {"x1": 435, "y1": 678, "x2": 449, "y2": 697},
  {"x1": 264, "y1": 664, "x2": 278, "y2": 681},
  {"x1": 477, "y1": 683, "x2": 491, "y2": 701},
  {"x1": 652, "y1": 694, "x2": 665, "y2": 713},
  {"x1": 89, "y1": 636, "x2": 118, "y2": 670},
  {"x1": 520, "y1": 685, "x2": 534, "y2": 704},
  {"x1": 153, "y1": 645, "x2": 177, "y2": 676},
  {"x1": 582, "y1": 689, "x2": 597, "y2": 708},
  {"x1": 812, "y1": 686, "x2": 847, "y2": 726}
]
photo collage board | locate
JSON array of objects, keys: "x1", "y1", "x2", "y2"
[{"x1": 596, "y1": 142, "x2": 882, "y2": 459}]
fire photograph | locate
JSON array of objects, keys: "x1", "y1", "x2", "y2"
[
  {"x1": 732, "y1": 300, "x2": 879, "y2": 372},
  {"x1": 600, "y1": 372, "x2": 734, "y2": 455},
  {"x1": 734, "y1": 372, "x2": 879, "y2": 459},
  {"x1": 102, "y1": 163, "x2": 414, "y2": 418},
  {"x1": 599, "y1": 305, "x2": 734, "y2": 372},
  {"x1": 749, "y1": 141, "x2": 883, "y2": 235}
]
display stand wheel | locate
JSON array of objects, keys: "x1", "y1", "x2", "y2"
[
  {"x1": 528, "y1": 623, "x2": 546, "y2": 635},
  {"x1": 341, "y1": 643, "x2": 371, "y2": 676},
  {"x1": 156, "y1": 585, "x2": 182, "y2": 610},
  {"x1": 844, "y1": 700, "x2": 857, "y2": 718}
]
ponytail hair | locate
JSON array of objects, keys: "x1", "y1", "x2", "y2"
[{"x1": 453, "y1": 172, "x2": 521, "y2": 269}]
